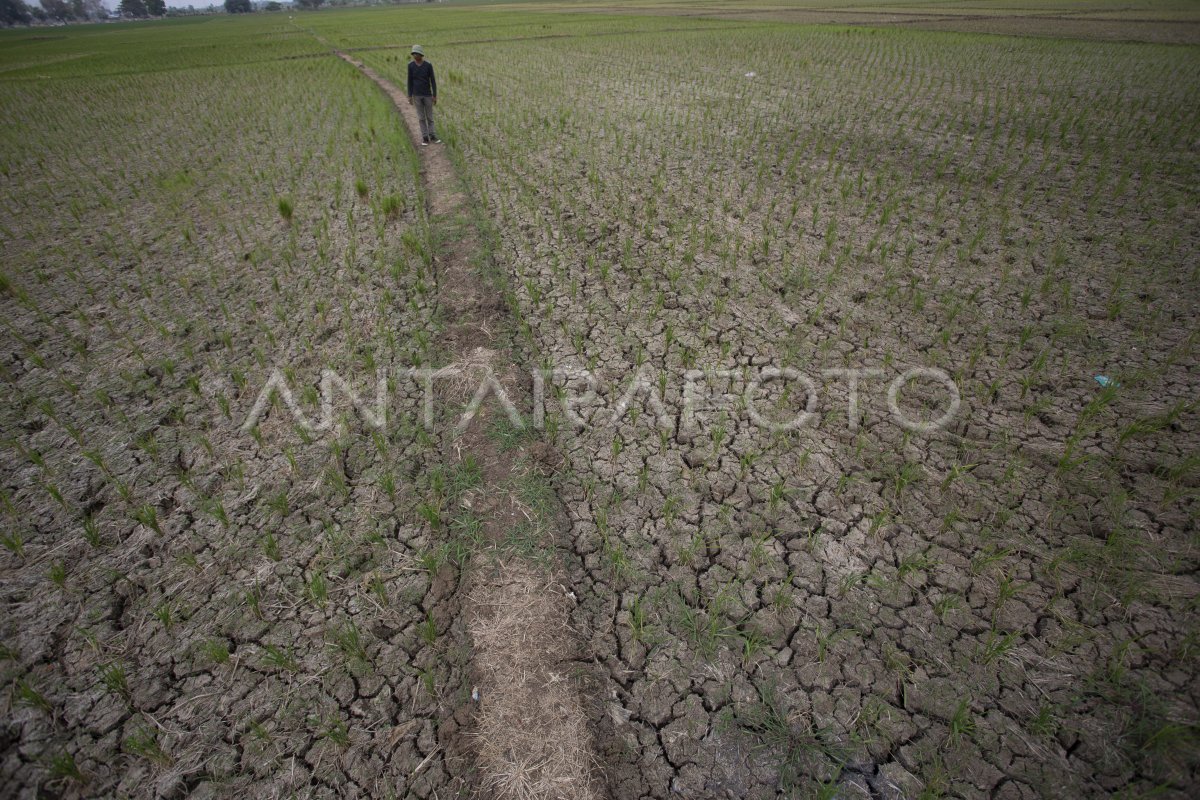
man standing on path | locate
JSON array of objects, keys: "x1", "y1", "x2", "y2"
[{"x1": 407, "y1": 45, "x2": 440, "y2": 146}]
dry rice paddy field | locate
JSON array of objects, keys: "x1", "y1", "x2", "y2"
[{"x1": 1, "y1": 2, "x2": 1198, "y2": 798}]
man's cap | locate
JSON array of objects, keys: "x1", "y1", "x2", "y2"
[{"x1": 411, "y1": 45, "x2": 424, "y2": 56}]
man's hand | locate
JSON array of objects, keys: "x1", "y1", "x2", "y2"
[{"x1": 432, "y1": 97, "x2": 438, "y2": 105}]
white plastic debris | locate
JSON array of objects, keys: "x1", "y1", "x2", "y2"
[
  {"x1": 744, "y1": 71, "x2": 757, "y2": 78},
  {"x1": 471, "y1": 686, "x2": 479, "y2": 702}
]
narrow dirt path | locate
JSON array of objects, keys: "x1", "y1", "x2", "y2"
[{"x1": 332, "y1": 50, "x2": 604, "y2": 800}]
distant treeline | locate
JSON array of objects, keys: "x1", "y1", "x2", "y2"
[{"x1": 0, "y1": 0, "x2": 439, "y2": 25}]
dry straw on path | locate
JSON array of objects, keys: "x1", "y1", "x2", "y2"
[{"x1": 329, "y1": 44, "x2": 604, "y2": 800}]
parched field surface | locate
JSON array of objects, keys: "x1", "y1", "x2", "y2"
[
  {"x1": 1, "y1": 17, "x2": 478, "y2": 799},
  {"x1": 3, "y1": 2, "x2": 1200, "y2": 799}
]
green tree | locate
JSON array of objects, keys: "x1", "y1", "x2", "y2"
[
  {"x1": 118, "y1": 0, "x2": 147, "y2": 16},
  {"x1": 224, "y1": 0, "x2": 251, "y2": 12},
  {"x1": 40, "y1": 0, "x2": 73, "y2": 20},
  {"x1": 146, "y1": 0, "x2": 165, "y2": 13},
  {"x1": 0, "y1": 0, "x2": 33, "y2": 25},
  {"x1": 295, "y1": 0, "x2": 324, "y2": 8}
]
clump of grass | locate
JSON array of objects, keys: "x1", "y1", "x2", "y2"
[
  {"x1": 487, "y1": 415, "x2": 532, "y2": 451},
  {"x1": 277, "y1": 196, "x2": 294, "y2": 221}
]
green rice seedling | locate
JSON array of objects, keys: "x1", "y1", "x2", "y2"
[
  {"x1": 321, "y1": 719, "x2": 351, "y2": 747},
  {"x1": 724, "y1": 680, "x2": 845, "y2": 790},
  {"x1": 946, "y1": 697, "x2": 976, "y2": 748},
  {"x1": 381, "y1": 194, "x2": 405, "y2": 219},
  {"x1": 977, "y1": 630, "x2": 1020, "y2": 664},
  {"x1": 767, "y1": 481, "x2": 789, "y2": 513},
  {"x1": 277, "y1": 196, "x2": 294, "y2": 221},
  {"x1": 741, "y1": 628, "x2": 767, "y2": 667},
  {"x1": 98, "y1": 663, "x2": 128, "y2": 700},
  {"x1": 1, "y1": 530, "x2": 25, "y2": 558},
  {"x1": 418, "y1": 668, "x2": 436, "y2": 697},
  {"x1": 889, "y1": 461, "x2": 924, "y2": 501},
  {"x1": 662, "y1": 494, "x2": 682, "y2": 529},
  {"x1": 324, "y1": 463, "x2": 350, "y2": 499},
  {"x1": 1118, "y1": 400, "x2": 1191, "y2": 446},
  {"x1": 331, "y1": 621, "x2": 370, "y2": 665},
  {"x1": 816, "y1": 626, "x2": 855, "y2": 663},
  {"x1": 769, "y1": 583, "x2": 795, "y2": 613},
  {"x1": 261, "y1": 644, "x2": 299, "y2": 673},
  {"x1": 152, "y1": 602, "x2": 175, "y2": 631},
  {"x1": 13, "y1": 679, "x2": 52, "y2": 715},
  {"x1": 746, "y1": 530, "x2": 776, "y2": 571},
  {"x1": 131, "y1": 504, "x2": 162, "y2": 535},
  {"x1": 1028, "y1": 704, "x2": 1059, "y2": 739},
  {"x1": 123, "y1": 728, "x2": 171, "y2": 766},
  {"x1": 969, "y1": 547, "x2": 1013, "y2": 576},
  {"x1": 46, "y1": 751, "x2": 84, "y2": 784},
  {"x1": 369, "y1": 574, "x2": 389, "y2": 607},
  {"x1": 261, "y1": 533, "x2": 281, "y2": 561},
  {"x1": 627, "y1": 596, "x2": 650, "y2": 643},
  {"x1": 247, "y1": 721, "x2": 272, "y2": 744},
  {"x1": 418, "y1": 611, "x2": 437, "y2": 645},
  {"x1": 678, "y1": 589, "x2": 742, "y2": 660},
  {"x1": 417, "y1": 502, "x2": 442, "y2": 530},
  {"x1": 244, "y1": 583, "x2": 264, "y2": 620},
  {"x1": 599, "y1": 529, "x2": 631, "y2": 580},
  {"x1": 202, "y1": 640, "x2": 230, "y2": 666},
  {"x1": 897, "y1": 550, "x2": 936, "y2": 582},
  {"x1": 940, "y1": 462, "x2": 977, "y2": 491},
  {"x1": 838, "y1": 571, "x2": 869, "y2": 597},
  {"x1": 199, "y1": 497, "x2": 229, "y2": 528},
  {"x1": 933, "y1": 594, "x2": 962, "y2": 621},
  {"x1": 266, "y1": 490, "x2": 289, "y2": 518},
  {"x1": 417, "y1": 546, "x2": 446, "y2": 575},
  {"x1": 307, "y1": 572, "x2": 328, "y2": 608}
]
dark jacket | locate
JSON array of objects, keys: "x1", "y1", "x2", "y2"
[{"x1": 407, "y1": 60, "x2": 436, "y2": 98}]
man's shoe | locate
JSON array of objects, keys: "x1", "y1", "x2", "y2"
[
  {"x1": 429, "y1": 136, "x2": 442, "y2": 144},
  {"x1": 420, "y1": 136, "x2": 429, "y2": 146}
]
